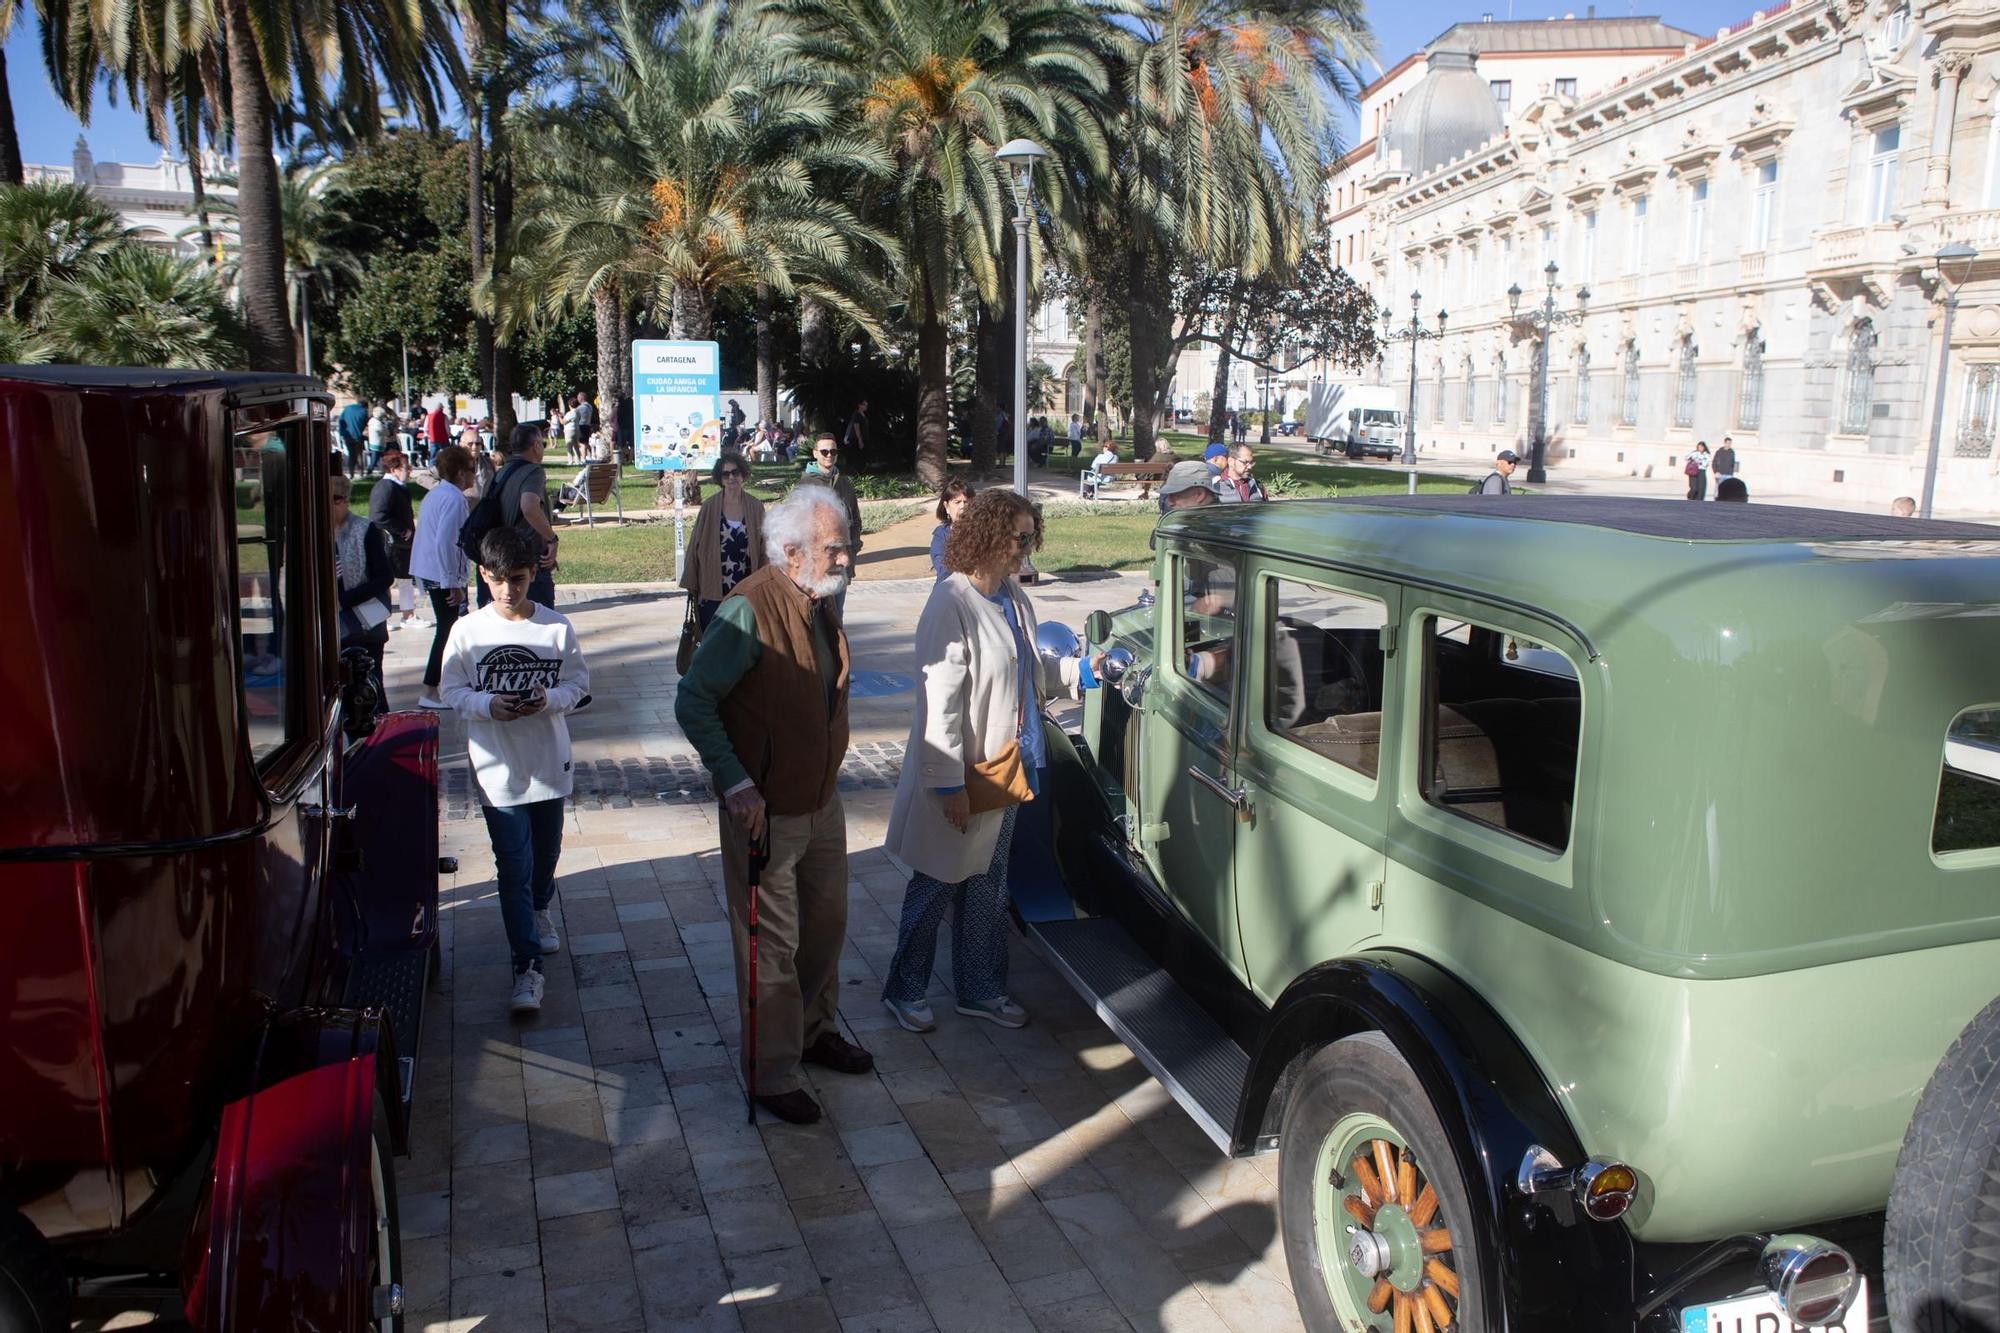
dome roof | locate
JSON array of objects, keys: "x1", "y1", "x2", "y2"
[{"x1": 1382, "y1": 48, "x2": 1505, "y2": 180}]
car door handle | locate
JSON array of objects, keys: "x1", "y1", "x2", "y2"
[
  {"x1": 1187, "y1": 766, "x2": 1253, "y2": 823},
  {"x1": 301, "y1": 802, "x2": 357, "y2": 822}
]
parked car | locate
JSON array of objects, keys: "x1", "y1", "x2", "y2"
[
  {"x1": 1029, "y1": 495, "x2": 2000, "y2": 1333},
  {"x1": 0, "y1": 368, "x2": 444, "y2": 1332}
]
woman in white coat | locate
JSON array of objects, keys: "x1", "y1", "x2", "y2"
[{"x1": 881, "y1": 490, "x2": 1099, "y2": 1033}]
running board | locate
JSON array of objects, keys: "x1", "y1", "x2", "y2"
[
  {"x1": 342, "y1": 949, "x2": 430, "y2": 1114},
  {"x1": 1026, "y1": 917, "x2": 1249, "y2": 1154}
]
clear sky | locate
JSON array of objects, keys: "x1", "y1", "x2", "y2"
[{"x1": 7, "y1": 0, "x2": 1768, "y2": 169}]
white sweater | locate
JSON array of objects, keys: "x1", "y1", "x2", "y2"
[{"x1": 440, "y1": 603, "x2": 591, "y2": 807}]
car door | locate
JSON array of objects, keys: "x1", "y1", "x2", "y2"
[
  {"x1": 1138, "y1": 544, "x2": 1248, "y2": 980},
  {"x1": 1231, "y1": 564, "x2": 1395, "y2": 1004}
]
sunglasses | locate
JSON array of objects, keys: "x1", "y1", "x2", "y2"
[
  {"x1": 719, "y1": 469, "x2": 745, "y2": 479},
  {"x1": 815, "y1": 448, "x2": 836, "y2": 457},
  {"x1": 1012, "y1": 529, "x2": 1035, "y2": 546}
]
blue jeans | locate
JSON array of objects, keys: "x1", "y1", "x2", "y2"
[
  {"x1": 481, "y1": 797, "x2": 564, "y2": 973},
  {"x1": 882, "y1": 805, "x2": 1018, "y2": 1005}
]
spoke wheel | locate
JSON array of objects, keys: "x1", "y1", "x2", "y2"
[{"x1": 1279, "y1": 1034, "x2": 1486, "y2": 1333}]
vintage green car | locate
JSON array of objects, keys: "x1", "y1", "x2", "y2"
[{"x1": 1029, "y1": 495, "x2": 2000, "y2": 1333}]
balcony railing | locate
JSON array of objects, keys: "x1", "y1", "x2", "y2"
[
  {"x1": 1931, "y1": 209, "x2": 2000, "y2": 253},
  {"x1": 1740, "y1": 251, "x2": 1766, "y2": 282},
  {"x1": 1810, "y1": 224, "x2": 1900, "y2": 274}
]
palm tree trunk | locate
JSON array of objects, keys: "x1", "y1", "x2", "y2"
[
  {"x1": 486, "y1": 18, "x2": 516, "y2": 439},
  {"x1": 799, "y1": 295, "x2": 831, "y2": 367},
  {"x1": 1206, "y1": 280, "x2": 1243, "y2": 442},
  {"x1": 186, "y1": 133, "x2": 216, "y2": 266},
  {"x1": 592, "y1": 280, "x2": 620, "y2": 447},
  {"x1": 465, "y1": 22, "x2": 496, "y2": 422},
  {"x1": 1083, "y1": 293, "x2": 1106, "y2": 445},
  {"x1": 669, "y1": 281, "x2": 711, "y2": 340},
  {"x1": 754, "y1": 282, "x2": 777, "y2": 427},
  {"x1": 0, "y1": 49, "x2": 26, "y2": 185},
  {"x1": 219, "y1": 0, "x2": 295, "y2": 372},
  {"x1": 915, "y1": 310, "x2": 949, "y2": 488},
  {"x1": 972, "y1": 302, "x2": 1000, "y2": 474}
]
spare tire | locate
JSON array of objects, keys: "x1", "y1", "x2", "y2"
[{"x1": 1886, "y1": 993, "x2": 2000, "y2": 1333}]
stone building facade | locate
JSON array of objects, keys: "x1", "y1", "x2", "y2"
[
  {"x1": 24, "y1": 138, "x2": 233, "y2": 259},
  {"x1": 1318, "y1": 0, "x2": 2000, "y2": 509}
]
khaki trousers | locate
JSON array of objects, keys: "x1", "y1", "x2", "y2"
[{"x1": 721, "y1": 792, "x2": 848, "y2": 1095}]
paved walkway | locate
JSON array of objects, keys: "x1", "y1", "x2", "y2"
[{"x1": 388, "y1": 573, "x2": 1302, "y2": 1333}]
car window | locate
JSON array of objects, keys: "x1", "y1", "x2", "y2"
[
  {"x1": 1266, "y1": 579, "x2": 1388, "y2": 780},
  {"x1": 1935, "y1": 707, "x2": 2000, "y2": 855},
  {"x1": 1177, "y1": 554, "x2": 1237, "y2": 705},
  {"x1": 235, "y1": 424, "x2": 300, "y2": 766},
  {"x1": 1421, "y1": 613, "x2": 1581, "y2": 852}
]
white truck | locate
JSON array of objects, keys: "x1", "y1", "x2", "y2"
[{"x1": 1306, "y1": 382, "x2": 1406, "y2": 459}]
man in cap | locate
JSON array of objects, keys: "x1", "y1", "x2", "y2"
[
  {"x1": 1158, "y1": 459, "x2": 1220, "y2": 514},
  {"x1": 1476, "y1": 450, "x2": 1519, "y2": 495}
]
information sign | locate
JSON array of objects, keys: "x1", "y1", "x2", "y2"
[{"x1": 633, "y1": 340, "x2": 723, "y2": 472}]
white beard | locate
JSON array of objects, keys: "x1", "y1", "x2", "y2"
[{"x1": 808, "y1": 568, "x2": 850, "y2": 599}]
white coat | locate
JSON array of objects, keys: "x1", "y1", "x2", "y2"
[{"x1": 884, "y1": 573, "x2": 1080, "y2": 884}]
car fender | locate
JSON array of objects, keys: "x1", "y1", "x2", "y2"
[
  {"x1": 1236, "y1": 950, "x2": 1638, "y2": 1331},
  {"x1": 335, "y1": 710, "x2": 440, "y2": 957},
  {"x1": 181, "y1": 1009, "x2": 393, "y2": 1333}
]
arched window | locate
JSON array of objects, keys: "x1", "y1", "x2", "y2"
[
  {"x1": 1673, "y1": 337, "x2": 1699, "y2": 428},
  {"x1": 1738, "y1": 331, "x2": 1765, "y2": 431},
  {"x1": 1493, "y1": 354, "x2": 1509, "y2": 423},
  {"x1": 1620, "y1": 342, "x2": 1641, "y2": 426},
  {"x1": 1841, "y1": 320, "x2": 1878, "y2": 433},
  {"x1": 1463, "y1": 357, "x2": 1478, "y2": 422},
  {"x1": 1574, "y1": 346, "x2": 1592, "y2": 424}
]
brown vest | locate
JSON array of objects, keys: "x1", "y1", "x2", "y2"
[{"x1": 718, "y1": 564, "x2": 851, "y2": 815}]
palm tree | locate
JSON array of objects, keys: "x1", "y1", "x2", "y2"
[
  {"x1": 0, "y1": 178, "x2": 127, "y2": 322},
  {"x1": 42, "y1": 243, "x2": 244, "y2": 365},
  {"x1": 0, "y1": 0, "x2": 29, "y2": 183},
  {"x1": 43, "y1": 0, "x2": 460, "y2": 370},
  {"x1": 1111, "y1": 0, "x2": 1370, "y2": 452},
  {"x1": 781, "y1": 0, "x2": 1111, "y2": 485},
  {"x1": 500, "y1": 0, "x2": 891, "y2": 431},
  {"x1": 199, "y1": 161, "x2": 363, "y2": 370}
]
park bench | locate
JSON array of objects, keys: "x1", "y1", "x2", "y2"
[
  {"x1": 1081, "y1": 459, "x2": 1169, "y2": 499},
  {"x1": 556, "y1": 461, "x2": 624, "y2": 525}
]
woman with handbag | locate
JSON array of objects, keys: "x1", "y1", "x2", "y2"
[
  {"x1": 330, "y1": 473, "x2": 395, "y2": 703},
  {"x1": 880, "y1": 489, "x2": 1100, "y2": 1033},
  {"x1": 678, "y1": 452, "x2": 766, "y2": 630}
]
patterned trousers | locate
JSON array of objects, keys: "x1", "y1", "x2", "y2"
[{"x1": 882, "y1": 806, "x2": 1019, "y2": 1005}]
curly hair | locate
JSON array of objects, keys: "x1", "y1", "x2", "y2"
[
  {"x1": 934, "y1": 476, "x2": 975, "y2": 522},
  {"x1": 710, "y1": 450, "x2": 749, "y2": 483},
  {"x1": 942, "y1": 488, "x2": 1042, "y2": 575}
]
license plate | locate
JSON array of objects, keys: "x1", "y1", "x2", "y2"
[{"x1": 1679, "y1": 1276, "x2": 1868, "y2": 1333}]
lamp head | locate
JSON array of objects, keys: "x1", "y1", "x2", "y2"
[
  {"x1": 1936, "y1": 241, "x2": 1979, "y2": 294},
  {"x1": 1507, "y1": 282, "x2": 1523, "y2": 315},
  {"x1": 1438, "y1": 309, "x2": 1449, "y2": 330},
  {"x1": 1410, "y1": 289, "x2": 1422, "y2": 312},
  {"x1": 995, "y1": 138, "x2": 1049, "y2": 206},
  {"x1": 1544, "y1": 260, "x2": 1560, "y2": 282},
  {"x1": 1577, "y1": 286, "x2": 1591, "y2": 308}
]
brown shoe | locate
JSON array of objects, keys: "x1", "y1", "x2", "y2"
[
  {"x1": 753, "y1": 1089, "x2": 822, "y2": 1124},
  {"x1": 802, "y1": 1031, "x2": 876, "y2": 1075}
]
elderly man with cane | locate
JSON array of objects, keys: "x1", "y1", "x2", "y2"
[{"x1": 675, "y1": 487, "x2": 874, "y2": 1124}]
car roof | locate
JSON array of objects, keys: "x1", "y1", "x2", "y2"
[
  {"x1": 1162, "y1": 495, "x2": 2000, "y2": 650},
  {"x1": 0, "y1": 365, "x2": 325, "y2": 398}
]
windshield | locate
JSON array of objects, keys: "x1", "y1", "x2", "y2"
[{"x1": 1361, "y1": 410, "x2": 1403, "y2": 427}]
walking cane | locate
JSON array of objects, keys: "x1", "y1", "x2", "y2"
[{"x1": 744, "y1": 834, "x2": 768, "y2": 1123}]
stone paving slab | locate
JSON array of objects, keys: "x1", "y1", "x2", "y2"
[{"x1": 380, "y1": 571, "x2": 1307, "y2": 1333}]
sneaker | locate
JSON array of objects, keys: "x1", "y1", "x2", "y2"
[
  {"x1": 417, "y1": 693, "x2": 450, "y2": 710},
  {"x1": 882, "y1": 996, "x2": 936, "y2": 1034},
  {"x1": 956, "y1": 996, "x2": 1028, "y2": 1029},
  {"x1": 509, "y1": 967, "x2": 545, "y2": 1014},
  {"x1": 535, "y1": 910, "x2": 561, "y2": 953}
]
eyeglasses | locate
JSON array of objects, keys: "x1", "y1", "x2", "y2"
[
  {"x1": 1012, "y1": 529, "x2": 1035, "y2": 547},
  {"x1": 718, "y1": 469, "x2": 745, "y2": 479},
  {"x1": 815, "y1": 448, "x2": 836, "y2": 457}
]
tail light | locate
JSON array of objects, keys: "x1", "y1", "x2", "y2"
[{"x1": 1758, "y1": 1235, "x2": 1859, "y2": 1327}]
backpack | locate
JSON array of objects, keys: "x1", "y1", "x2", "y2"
[
  {"x1": 458, "y1": 456, "x2": 532, "y2": 565},
  {"x1": 1685, "y1": 457, "x2": 1700, "y2": 477}
]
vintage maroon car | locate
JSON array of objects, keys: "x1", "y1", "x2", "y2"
[{"x1": 0, "y1": 368, "x2": 443, "y2": 1331}]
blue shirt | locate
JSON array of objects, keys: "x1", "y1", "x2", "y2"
[
  {"x1": 993, "y1": 589, "x2": 1047, "y2": 787},
  {"x1": 338, "y1": 402, "x2": 368, "y2": 444},
  {"x1": 929, "y1": 523, "x2": 950, "y2": 581}
]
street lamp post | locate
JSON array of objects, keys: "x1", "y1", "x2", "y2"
[
  {"x1": 1380, "y1": 292, "x2": 1447, "y2": 467},
  {"x1": 1507, "y1": 261, "x2": 1589, "y2": 485},
  {"x1": 1921, "y1": 242, "x2": 1980, "y2": 520},
  {"x1": 996, "y1": 138, "x2": 1047, "y2": 581}
]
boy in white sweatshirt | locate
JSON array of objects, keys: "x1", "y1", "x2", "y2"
[{"x1": 441, "y1": 526, "x2": 592, "y2": 1013}]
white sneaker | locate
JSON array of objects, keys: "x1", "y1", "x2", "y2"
[
  {"x1": 882, "y1": 996, "x2": 936, "y2": 1033},
  {"x1": 956, "y1": 996, "x2": 1028, "y2": 1029},
  {"x1": 535, "y1": 910, "x2": 561, "y2": 953},
  {"x1": 417, "y1": 693, "x2": 449, "y2": 710},
  {"x1": 509, "y1": 968, "x2": 545, "y2": 1014}
]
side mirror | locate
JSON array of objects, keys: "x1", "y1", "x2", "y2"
[{"x1": 1084, "y1": 609, "x2": 1112, "y2": 646}]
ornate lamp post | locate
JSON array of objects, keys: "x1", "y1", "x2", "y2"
[
  {"x1": 1921, "y1": 241, "x2": 1980, "y2": 520},
  {"x1": 1380, "y1": 292, "x2": 1447, "y2": 467},
  {"x1": 995, "y1": 138, "x2": 1048, "y2": 503},
  {"x1": 1507, "y1": 261, "x2": 1589, "y2": 484}
]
